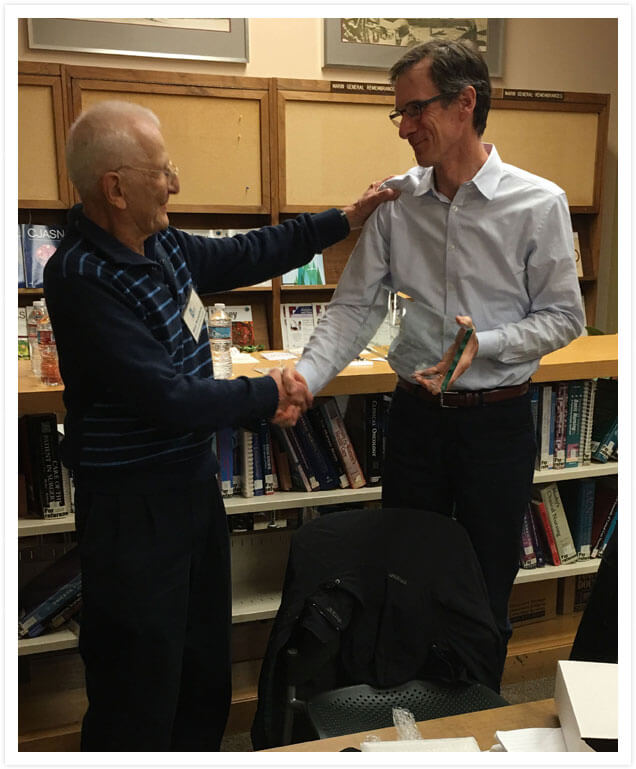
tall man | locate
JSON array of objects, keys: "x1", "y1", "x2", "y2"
[
  {"x1": 296, "y1": 41, "x2": 585, "y2": 681},
  {"x1": 43, "y1": 100, "x2": 397, "y2": 751}
]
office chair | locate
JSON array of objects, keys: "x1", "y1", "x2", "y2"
[
  {"x1": 252, "y1": 507, "x2": 506, "y2": 749},
  {"x1": 304, "y1": 679, "x2": 508, "y2": 740}
]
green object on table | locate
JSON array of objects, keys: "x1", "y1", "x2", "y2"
[{"x1": 441, "y1": 328, "x2": 473, "y2": 393}]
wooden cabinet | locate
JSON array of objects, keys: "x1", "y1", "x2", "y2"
[
  {"x1": 64, "y1": 66, "x2": 272, "y2": 214},
  {"x1": 18, "y1": 62, "x2": 71, "y2": 209}
]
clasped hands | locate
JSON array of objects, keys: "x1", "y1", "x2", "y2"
[
  {"x1": 268, "y1": 367, "x2": 313, "y2": 427},
  {"x1": 413, "y1": 315, "x2": 479, "y2": 394}
]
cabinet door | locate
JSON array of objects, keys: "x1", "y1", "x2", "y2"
[
  {"x1": 278, "y1": 90, "x2": 415, "y2": 211},
  {"x1": 18, "y1": 75, "x2": 71, "y2": 209},
  {"x1": 68, "y1": 71, "x2": 270, "y2": 213}
]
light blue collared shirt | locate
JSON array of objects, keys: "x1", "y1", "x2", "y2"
[{"x1": 297, "y1": 144, "x2": 585, "y2": 394}]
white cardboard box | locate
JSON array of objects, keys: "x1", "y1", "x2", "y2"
[{"x1": 554, "y1": 660, "x2": 618, "y2": 751}]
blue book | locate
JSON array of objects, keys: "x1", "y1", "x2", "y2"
[
  {"x1": 20, "y1": 223, "x2": 65, "y2": 288},
  {"x1": 562, "y1": 479, "x2": 596, "y2": 559},
  {"x1": 18, "y1": 225, "x2": 26, "y2": 288},
  {"x1": 529, "y1": 384, "x2": 541, "y2": 469},
  {"x1": 595, "y1": 507, "x2": 617, "y2": 558},
  {"x1": 565, "y1": 381, "x2": 584, "y2": 467},
  {"x1": 591, "y1": 417, "x2": 618, "y2": 463},
  {"x1": 231, "y1": 429, "x2": 242, "y2": 495},
  {"x1": 257, "y1": 419, "x2": 274, "y2": 494},
  {"x1": 216, "y1": 427, "x2": 234, "y2": 498},
  {"x1": 19, "y1": 572, "x2": 82, "y2": 638},
  {"x1": 251, "y1": 430, "x2": 264, "y2": 497},
  {"x1": 292, "y1": 414, "x2": 339, "y2": 491}
]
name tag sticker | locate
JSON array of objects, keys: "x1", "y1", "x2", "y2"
[{"x1": 183, "y1": 288, "x2": 206, "y2": 341}]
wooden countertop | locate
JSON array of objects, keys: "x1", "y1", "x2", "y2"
[
  {"x1": 18, "y1": 334, "x2": 618, "y2": 414},
  {"x1": 264, "y1": 697, "x2": 559, "y2": 752}
]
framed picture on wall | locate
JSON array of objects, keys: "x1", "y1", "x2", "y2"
[
  {"x1": 27, "y1": 18, "x2": 249, "y2": 63},
  {"x1": 324, "y1": 18, "x2": 504, "y2": 77}
]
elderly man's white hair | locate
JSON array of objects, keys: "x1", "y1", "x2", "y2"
[{"x1": 66, "y1": 100, "x2": 161, "y2": 201}]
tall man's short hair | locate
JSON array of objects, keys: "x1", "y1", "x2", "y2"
[{"x1": 389, "y1": 40, "x2": 491, "y2": 136}]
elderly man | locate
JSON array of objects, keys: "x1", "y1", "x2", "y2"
[
  {"x1": 43, "y1": 100, "x2": 397, "y2": 751},
  {"x1": 296, "y1": 41, "x2": 585, "y2": 683}
]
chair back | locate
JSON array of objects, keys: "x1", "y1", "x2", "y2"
[{"x1": 306, "y1": 679, "x2": 509, "y2": 740}]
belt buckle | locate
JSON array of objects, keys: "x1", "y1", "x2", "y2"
[{"x1": 440, "y1": 390, "x2": 458, "y2": 408}]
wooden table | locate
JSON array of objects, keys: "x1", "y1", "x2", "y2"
[{"x1": 263, "y1": 698, "x2": 559, "y2": 752}]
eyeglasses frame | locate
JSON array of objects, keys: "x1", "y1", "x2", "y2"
[
  {"x1": 388, "y1": 93, "x2": 456, "y2": 126},
  {"x1": 114, "y1": 160, "x2": 179, "y2": 181}
]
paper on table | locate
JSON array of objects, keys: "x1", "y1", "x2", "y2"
[
  {"x1": 230, "y1": 351, "x2": 259, "y2": 363},
  {"x1": 493, "y1": 727, "x2": 567, "y2": 752},
  {"x1": 361, "y1": 736, "x2": 480, "y2": 752},
  {"x1": 260, "y1": 352, "x2": 298, "y2": 361}
]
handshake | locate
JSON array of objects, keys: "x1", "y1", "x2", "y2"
[{"x1": 267, "y1": 367, "x2": 313, "y2": 428}]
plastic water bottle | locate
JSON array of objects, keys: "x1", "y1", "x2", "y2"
[
  {"x1": 208, "y1": 303, "x2": 233, "y2": 379},
  {"x1": 27, "y1": 300, "x2": 45, "y2": 377},
  {"x1": 37, "y1": 302, "x2": 63, "y2": 386}
]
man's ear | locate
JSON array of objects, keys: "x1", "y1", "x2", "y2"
[
  {"x1": 457, "y1": 85, "x2": 477, "y2": 122},
  {"x1": 101, "y1": 172, "x2": 127, "y2": 210}
]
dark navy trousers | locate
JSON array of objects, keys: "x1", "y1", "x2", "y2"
[
  {"x1": 74, "y1": 478, "x2": 231, "y2": 751},
  {"x1": 382, "y1": 386, "x2": 536, "y2": 679}
]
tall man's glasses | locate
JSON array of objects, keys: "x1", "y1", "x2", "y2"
[
  {"x1": 115, "y1": 160, "x2": 179, "y2": 181},
  {"x1": 388, "y1": 93, "x2": 454, "y2": 126}
]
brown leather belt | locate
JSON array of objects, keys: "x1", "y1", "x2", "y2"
[{"x1": 397, "y1": 377, "x2": 529, "y2": 408}]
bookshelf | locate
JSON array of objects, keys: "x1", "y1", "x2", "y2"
[{"x1": 18, "y1": 334, "x2": 617, "y2": 657}]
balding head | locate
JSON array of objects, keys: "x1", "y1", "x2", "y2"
[{"x1": 66, "y1": 100, "x2": 161, "y2": 201}]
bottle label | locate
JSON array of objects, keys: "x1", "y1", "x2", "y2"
[{"x1": 209, "y1": 326, "x2": 231, "y2": 340}]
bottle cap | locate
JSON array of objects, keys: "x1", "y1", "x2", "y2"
[{"x1": 214, "y1": 303, "x2": 225, "y2": 309}]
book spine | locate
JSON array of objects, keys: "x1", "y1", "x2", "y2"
[
  {"x1": 284, "y1": 425, "x2": 319, "y2": 490},
  {"x1": 531, "y1": 498, "x2": 561, "y2": 566},
  {"x1": 565, "y1": 381, "x2": 584, "y2": 467},
  {"x1": 19, "y1": 573, "x2": 82, "y2": 638},
  {"x1": 270, "y1": 431, "x2": 293, "y2": 491},
  {"x1": 251, "y1": 430, "x2": 264, "y2": 497},
  {"x1": 573, "y1": 479, "x2": 595, "y2": 559},
  {"x1": 231, "y1": 429, "x2": 242, "y2": 495},
  {"x1": 216, "y1": 427, "x2": 234, "y2": 498},
  {"x1": 239, "y1": 428, "x2": 255, "y2": 498},
  {"x1": 591, "y1": 498, "x2": 618, "y2": 557},
  {"x1": 527, "y1": 502, "x2": 546, "y2": 567},
  {"x1": 553, "y1": 382, "x2": 568, "y2": 469},
  {"x1": 292, "y1": 414, "x2": 339, "y2": 490},
  {"x1": 539, "y1": 385, "x2": 554, "y2": 470},
  {"x1": 582, "y1": 379, "x2": 597, "y2": 465},
  {"x1": 594, "y1": 508, "x2": 617, "y2": 559},
  {"x1": 257, "y1": 420, "x2": 275, "y2": 494},
  {"x1": 272, "y1": 426, "x2": 312, "y2": 492},
  {"x1": 320, "y1": 399, "x2": 366, "y2": 489},
  {"x1": 307, "y1": 406, "x2": 350, "y2": 488},
  {"x1": 539, "y1": 483, "x2": 577, "y2": 563},
  {"x1": 47, "y1": 592, "x2": 83, "y2": 630},
  {"x1": 591, "y1": 417, "x2": 618, "y2": 463},
  {"x1": 23, "y1": 414, "x2": 70, "y2": 518},
  {"x1": 519, "y1": 504, "x2": 538, "y2": 569},
  {"x1": 366, "y1": 394, "x2": 383, "y2": 485},
  {"x1": 529, "y1": 384, "x2": 541, "y2": 470}
]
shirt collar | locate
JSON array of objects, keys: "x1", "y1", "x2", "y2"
[
  {"x1": 68, "y1": 203, "x2": 159, "y2": 267},
  {"x1": 412, "y1": 142, "x2": 503, "y2": 201}
]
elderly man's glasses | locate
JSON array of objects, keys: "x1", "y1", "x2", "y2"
[
  {"x1": 389, "y1": 94, "x2": 453, "y2": 126},
  {"x1": 115, "y1": 160, "x2": 179, "y2": 181}
]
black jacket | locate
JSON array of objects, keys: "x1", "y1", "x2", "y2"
[{"x1": 251, "y1": 507, "x2": 504, "y2": 749}]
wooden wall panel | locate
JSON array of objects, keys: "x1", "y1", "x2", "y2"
[
  {"x1": 80, "y1": 88, "x2": 264, "y2": 209},
  {"x1": 485, "y1": 109, "x2": 598, "y2": 207}
]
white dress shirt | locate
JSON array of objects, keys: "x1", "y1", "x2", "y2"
[{"x1": 297, "y1": 144, "x2": 585, "y2": 394}]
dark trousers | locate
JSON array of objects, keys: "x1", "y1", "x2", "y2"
[
  {"x1": 382, "y1": 386, "x2": 536, "y2": 677},
  {"x1": 74, "y1": 478, "x2": 231, "y2": 751}
]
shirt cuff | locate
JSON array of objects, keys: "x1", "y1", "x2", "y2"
[
  {"x1": 295, "y1": 359, "x2": 323, "y2": 396},
  {"x1": 475, "y1": 329, "x2": 503, "y2": 360}
]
